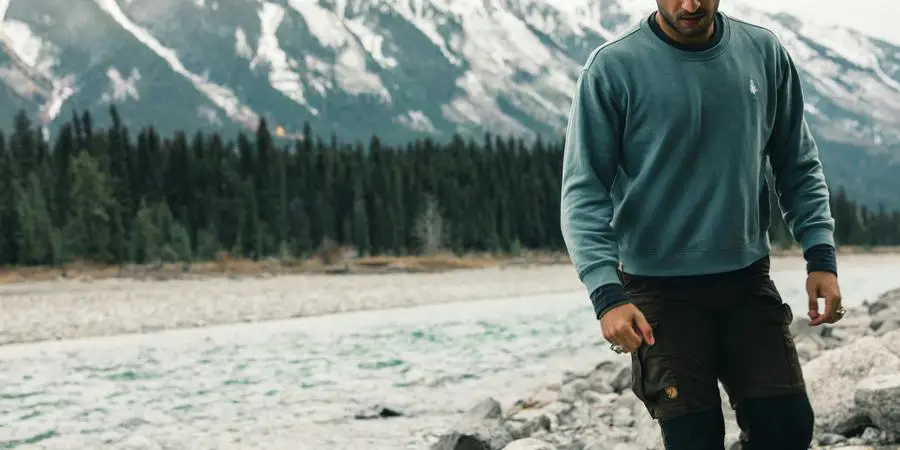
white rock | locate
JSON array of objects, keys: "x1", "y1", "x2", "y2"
[
  {"x1": 506, "y1": 410, "x2": 552, "y2": 439},
  {"x1": 802, "y1": 336, "x2": 900, "y2": 434},
  {"x1": 531, "y1": 387, "x2": 560, "y2": 405},
  {"x1": 880, "y1": 328, "x2": 900, "y2": 356},
  {"x1": 875, "y1": 319, "x2": 900, "y2": 336},
  {"x1": 587, "y1": 359, "x2": 625, "y2": 393},
  {"x1": 502, "y1": 437, "x2": 555, "y2": 450},
  {"x1": 719, "y1": 383, "x2": 743, "y2": 446},
  {"x1": 630, "y1": 402, "x2": 663, "y2": 449},
  {"x1": 559, "y1": 378, "x2": 590, "y2": 402},
  {"x1": 609, "y1": 364, "x2": 633, "y2": 394},
  {"x1": 796, "y1": 340, "x2": 822, "y2": 363},
  {"x1": 816, "y1": 432, "x2": 847, "y2": 446},
  {"x1": 433, "y1": 398, "x2": 514, "y2": 450},
  {"x1": 583, "y1": 390, "x2": 609, "y2": 405},
  {"x1": 611, "y1": 406, "x2": 634, "y2": 427},
  {"x1": 854, "y1": 374, "x2": 900, "y2": 434},
  {"x1": 610, "y1": 443, "x2": 644, "y2": 450}
]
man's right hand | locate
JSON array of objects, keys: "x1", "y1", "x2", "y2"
[{"x1": 600, "y1": 303, "x2": 655, "y2": 353}]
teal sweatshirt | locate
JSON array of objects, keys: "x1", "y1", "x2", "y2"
[{"x1": 560, "y1": 12, "x2": 836, "y2": 303}]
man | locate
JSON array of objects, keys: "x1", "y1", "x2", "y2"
[{"x1": 559, "y1": 0, "x2": 844, "y2": 448}]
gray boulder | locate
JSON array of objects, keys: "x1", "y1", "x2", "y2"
[
  {"x1": 432, "y1": 398, "x2": 515, "y2": 450},
  {"x1": 855, "y1": 374, "x2": 900, "y2": 435},
  {"x1": 803, "y1": 335, "x2": 900, "y2": 434},
  {"x1": 867, "y1": 288, "x2": 900, "y2": 316}
]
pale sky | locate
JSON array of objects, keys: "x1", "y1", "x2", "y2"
[{"x1": 724, "y1": 0, "x2": 900, "y2": 44}]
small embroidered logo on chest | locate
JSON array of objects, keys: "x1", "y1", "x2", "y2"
[{"x1": 749, "y1": 78, "x2": 760, "y2": 97}]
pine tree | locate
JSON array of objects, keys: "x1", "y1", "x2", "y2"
[{"x1": 0, "y1": 107, "x2": 896, "y2": 268}]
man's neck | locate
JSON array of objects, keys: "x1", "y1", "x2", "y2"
[{"x1": 654, "y1": 11, "x2": 716, "y2": 45}]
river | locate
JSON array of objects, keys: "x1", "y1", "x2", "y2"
[{"x1": 2, "y1": 264, "x2": 899, "y2": 450}]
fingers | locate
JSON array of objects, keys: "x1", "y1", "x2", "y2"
[
  {"x1": 807, "y1": 284, "x2": 821, "y2": 323},
  {"x1": 820, "y1": 294, "x2": 837, "y2": 324},
  {"x1": 617, "y1": 327, "x2": 642, "y2": 353},
  {"x1": 810, "y1": 291, "x2": 843, "y2": 326},
  {"x1": 602, "y1": 322, "x2": 642, "y2": 353},
  {"x1": 634, "y1": 311, "x2": 655, "y2": 346},
  {"x1": 825, "y1": 293, "x2": 843, "y2": 324},
  {"x1": 603, "y1": 328, "x2": 638, "y2": 352},
  {"x1": 600, "y1": 304, "x2": 656, "y2": 353}
]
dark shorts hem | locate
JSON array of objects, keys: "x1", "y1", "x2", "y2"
[
  {"x1": 732, "y1": 383, "x2": 808, "y2": 404},
  {"x1": 651, "y1": 404, "x2": 720, "y2": 421}
]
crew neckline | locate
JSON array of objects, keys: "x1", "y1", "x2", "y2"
[{"x1": 639, "y1": 11, "x2": 732, "y2": 61}]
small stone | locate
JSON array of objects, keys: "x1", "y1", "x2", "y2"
[
  {"x1": 795, "y1": 340, "x2": 821, "y2": 363},
  {"x1": 579, "y1": 390, "x2": 602, "y2": 404},
  {"x1": 469, "y1": 397, "x2": 503, "y2": 420},
  {"x1": 860, "y1": 426, "x2": 882, "y2": 443},
  {"x1": 587, "y1": 362, "x2": 618, "y2": 394},
  {"x1": 432, "y1": 433, "x2": 496, "y2": 450},
  {"x1": 843, "y1": 437, "x2": 868, "y2": 446},
  {"x1": 507, "y1": 411, "x2": 553, "y2": 438},
  {"x1": 431, "y1": 398, "x2": 514, "y2": 450},
  {"x1": 353, "y1": 405, "x2": 403, "y2": 420},
  {"x1": 559, "y1": 379, "x2": 590, "y2": 402},
  {"x1": 527, "y1": 387, "x2": 560, "y2": 408},
  {"x1": 502, "y1": 438, "x2": 555, "y2": 450},
  {"x1": 817, "y1": 433, "x2": 847, "y2": 445},
  {"x1": 608, "y1": 365, "x2": 632, "y2": 394},
  {"x1": 612, "y1": 414, "x2": 634, "y2": 428},
  {"x1": 874, "y1": 319, "x2": 900, "y2": 336},
  {"x1": 610, "y1": 443, "x2": 643, "y2": 450}
]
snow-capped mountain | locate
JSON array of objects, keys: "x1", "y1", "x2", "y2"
[{"x1": 1, "y1": 0, "x2": 899, "y2": 206}]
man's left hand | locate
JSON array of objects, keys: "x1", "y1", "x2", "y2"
[{"x1": 807, "y1": 271, "x2": 843, "y2": 326}]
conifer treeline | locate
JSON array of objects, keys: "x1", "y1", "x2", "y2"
[{"x1": 0, "y1": 107, "x2": 897, "y2": 267}]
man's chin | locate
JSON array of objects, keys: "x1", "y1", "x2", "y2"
[{"x1": 676, "y1": 24, "x2": 713, "y2": 39}]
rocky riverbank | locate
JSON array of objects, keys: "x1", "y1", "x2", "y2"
[
  {"x1": 3, "y1": 253, "x2": 898, "y2": 346},
  {"x1": 429, "y1": 288, "x2": 900, "y2": 450}
]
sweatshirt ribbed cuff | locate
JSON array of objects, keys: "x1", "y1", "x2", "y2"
[
  {"x1": 804, "y1": 243, "x2": 837, "y2": 276},
  {"x1": 590, "y1": 283, "x2": 630, "y2": 320},
  {"x1": 580, "y1": 264, "x2": 621, "y2": 297},
  {"x1": 799, "y1": 227, "x2": 835, "y2": 253}
]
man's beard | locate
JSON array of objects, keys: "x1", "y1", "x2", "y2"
[{"x1": 659, "y1": 10, "x2": 714, "y2": 39}]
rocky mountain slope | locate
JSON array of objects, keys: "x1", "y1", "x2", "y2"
[{"x1": 1, "y1": 0, "x2": 899, "y2": 207}]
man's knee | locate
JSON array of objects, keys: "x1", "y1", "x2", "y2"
[{"x1": 737, "y1": 392, "x2": 814, "y2": 450}]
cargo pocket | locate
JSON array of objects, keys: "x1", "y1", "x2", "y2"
[
  {"x1": 761, "y1": 301, "x2": 804, "y2": 387},
  {"x1": 777, "y1": 302, "x2": 804, "y2": 386},
  {"x1": 631, "y1": 351, "x2": 645, "y2": 401},
  {"x1": 630, "y1": 320, "x2": 656, "y2": 404},
  {"x1": 631, "y1": 321, "x2": 689, "y2": 419},
  {"x1": 631, "y1": 321, "x2": 657, "y2": 403}
]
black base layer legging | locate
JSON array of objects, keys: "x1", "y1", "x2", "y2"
[{"x1": 658, "y1": 392, "x2": 815, "y2": 450}]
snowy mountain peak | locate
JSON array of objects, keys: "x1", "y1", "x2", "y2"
[{"x1": 1, "y1": 0, "x2": 899, "y2": 205}]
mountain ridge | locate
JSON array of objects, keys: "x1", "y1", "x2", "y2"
[{"x1": 1, "y1": 0, "x2": 899, "y2": 207}]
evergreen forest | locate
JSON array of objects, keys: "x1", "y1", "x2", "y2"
[{"x1": 0, "y1": 107, "x2": 898, "y2": 268}]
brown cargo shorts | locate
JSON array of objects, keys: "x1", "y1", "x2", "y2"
[{"x1": 621, "y1": 257, "x2": 807, "y2": 420}]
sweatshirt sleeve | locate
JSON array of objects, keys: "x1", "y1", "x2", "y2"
[
  {"x1": 766, "y1": 44, "x2": 836, "y2": 252},
  {"x1": 560, "y1": 68, "x2": 623, "y2": 296}
]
